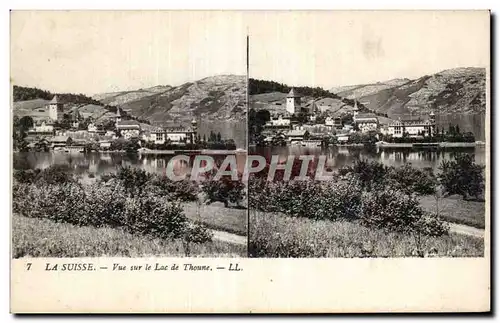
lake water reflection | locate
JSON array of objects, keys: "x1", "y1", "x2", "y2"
[
  {"x1": 14, "y1": 145, "x2": 485, "y2": 176},
  {"x1": 253, "y1": 145, "x2": 486, "y2": 171},
  {"x1": 13, "y1": 152, "x2": 248, "y2": 177}
]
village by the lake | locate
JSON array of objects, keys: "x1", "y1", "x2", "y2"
[
  {"x1": 12, "y1": 84, "x2": 249, "y2": 258},
  {"x1": 13, "y1": 93, "x2": 241, "y2": 156},
  {"x1": 247, "y1": 67, "x2": 488, "y2": 258},
  {"x1": 10, "y1": 10, "x2": 490, "y2": 261},
  {"x1": 10, "y1": 10, "x2": 250, "y2": 259}
]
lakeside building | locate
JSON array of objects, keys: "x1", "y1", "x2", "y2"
[
  {"x1": 28, "y1": 120, "x2": 54, "y2": 135},
  {"x1": 50, "y1": 136, "x2": 72, "y2": 149},
  {"x1": 387, "y1": 112, "x2": 436, "y2": 138},
  {"x1": 352, "y1": 100, "x2": 379, "y2": 133},
  {"x1": 116, "y1": 120, "x2": 141, "y2": 139},
  {"x1": 380, "y1": 125, "x2": 390, "y2": 136},
  {"x1": 336, "y1": 132, "x2": 350, "y2": 143},
  {"x1": 325, "y1": 116, "x2": 343, "y2": 130},
  {"x1": 87, "y1": 123, "x2": 99, "y2": 133},
  {"x1": 354, "y1": 113, "x2": 379, "y2": 133},
  {"x1": 149, "y1": 120, "x2": 198, "y2": 144},
  {"x1": 164, "y1": 126, "x2": 197, "y2": 143},
  {"x1": 99, "y1": 140, "x2": 112, "y2": 150},
  {"x1": 285, "y1": 128, "x2": 309, "y2": 145},
  {"x1": 25, "y1": 136, "x2": 50, "y2": 150},
  {"x1": 266, "y1": 113, "x2": 292, "y2": 128}
]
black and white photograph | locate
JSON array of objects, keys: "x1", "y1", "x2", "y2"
[
  {"x1": 11, "y1": 11, "x2": 248, "y2": 258},
  {"x1": 247, "y1": 11, "x2": 489, "y2": 258},
  {"x1": 8, "y1": 8, "x2": 492, "y2": 314}
]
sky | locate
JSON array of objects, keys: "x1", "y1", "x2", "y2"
[
  {"x1": 10, "y1": 10, "x2": 489, "y2": 95},
  {"x1": 247, "y1": 10, "x2": 490, "y2": 90},
  {"x1": 10, "y1": 11, "x2": 248, "y2": 95}
]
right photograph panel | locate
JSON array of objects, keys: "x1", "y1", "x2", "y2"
[{"x1": 247, "y1": 10, "x2": 489, "y2": 258}]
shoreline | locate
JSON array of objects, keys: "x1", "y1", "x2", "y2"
[
  {"x1": 376, "y1": 142, "x2": 481, "y2": 148},
  {"x1": 13, "y1": 149, "x2": 248, "y2": 155},
  {"x1": 138, "y1": 149, "x2": 247, "y2": 155},
  {"x1": 249, "y1": 142, "x2": 484, "y2": 149}
]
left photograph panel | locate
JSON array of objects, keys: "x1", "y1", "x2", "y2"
[{"x1": 11, "y1": 11, "x2": 248, "y2": 258}]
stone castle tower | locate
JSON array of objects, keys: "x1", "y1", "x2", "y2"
[
  {"x1": 286, "y1": 88, "x2": 301, "y2": 114},
  {"x1": 48, "y1": 95, "x2": 64, "y2": 121}
]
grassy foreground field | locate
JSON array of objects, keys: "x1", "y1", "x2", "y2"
[
  {"x1": 182, "y1": 202, "x2": 247, "y2": 236},
  {"x1": 249, "y1": 211, "x2": 484, "y2": 258},
  {"x1": 12, "y1": 215, "x2": 246, "y2": 258},
  {"x1": 418, "y1": 195, "x2": 485, "y2": 229}
]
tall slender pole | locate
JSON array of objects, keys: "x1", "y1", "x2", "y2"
[
  {"x1": 246, "y1": 31, "x2": 249, "y2": 152},
  {"x1": 245, "y1": 30, "x2": 250, "y2": 253}
]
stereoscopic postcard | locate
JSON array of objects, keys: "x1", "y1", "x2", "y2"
[{"x1": 10, "y1": 10, "x2": 490, "y2": 313}]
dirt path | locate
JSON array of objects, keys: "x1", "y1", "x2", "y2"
[
  {"x1": 447, "y1": 222, "x2": 485, "y2": 238},
  {"x1": 210, "y1": 230, "x2": 247, "y2": 245}
]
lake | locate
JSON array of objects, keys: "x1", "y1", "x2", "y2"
[
  {"x1": 13, "y1": 152, "x2": 248, "y2": 177},
  {"x1": 13, "y1": 143, "x2": 486, "y2": 177},
  {"x1": 252, "y1": 145, "x2": 486, "y2": 172}
]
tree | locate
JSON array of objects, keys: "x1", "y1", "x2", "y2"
[
  {"x1": 125, "y1": 138, "x2": 141, "y2": 154},
  {"x1": 292, "y1": 111, "x2": 309, "y2": 124},
  {"x1": 462, "y1": 132, "x2": 475, "y2": 142},
  {"x1": 249, "y1": 108, "x2": 271, "y2": 145},
  {"x1": 255, "y1": 109, "x2": 271, "y2": 124},
  {"x1": 19, "y1": 116, "x2": 34, "y2": 131},
  {"x1": 216, "y1": 132, "x2": 222, "y2": 142},
  {"x1": 54, "y1": 119, "x2": 71, "y2": 130},
  {"x1": 209, "y1": 131, "x2": 216, "y2": 143},
  {"x1": 438, "y1": 154, "x2": 484, "y2": 200}
]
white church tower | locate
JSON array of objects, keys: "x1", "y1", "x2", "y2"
[
  {"x1": 48, "y1": 95, "x2": 64, "y2": 121},
  {"x1": 115, "y1": 106, "x2": 122, "y2": 124},
  {"x1": 353, "y1": 96, "x2": 359, "y2": 118},
  {"x1": 286, "y1": 88, "x2": 301, "y2": 114}
]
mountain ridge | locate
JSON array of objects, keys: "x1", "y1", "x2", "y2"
[{"x1": 329, "y1": 67, "x2": 486, "y2": 117}]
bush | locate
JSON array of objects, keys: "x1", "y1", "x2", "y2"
[
  {"x1": 114, "y1": 166, "x2": 152, "y2": 195},
  {"x1": 12, "y1": 181, "x2": 203, "y2": 241},
  {"x1": 150, "y1": 175, "x2": 199, "y2": 202},
  {"x1": 13, "y1": 182, "x2": 86, "y2": 224},
  {"x1": 182, "y1": 222, "x2": 213, "y2": 244},
  {"x1": 439, "y1": 154, "x2": 485, "y2": 200},
  {"x1": 360, "y1": 188, "x2": 448, "y2": 236},
  {"x1": 38, "y1": 165, "x2": 75, "y2": 184},
  {"x1": 99, "y1": 173, "x2": 115, "y2": 183},
  {"x1": 345, "y1": 159, "x2": 388, "y2": 190},
  {"x1": 13, "y1": 169, "x2": 41, "y2": 184},
  {"x1": 201, "y1": 176, "x2": 245, "y2": 207},
  {"x1": 386, "y1": 164, "x2": 437, "y2": 195},
  {"x1": 122, "y1": 192, "x2": 187, "y2": 239},
  {"x1": 249, "y1": 170, "x2": 448, "y2": 236},
  {"x1": 248, "y1": 177, "x2": 282, "y2": 212},
  {"x1": 14, "y1": 165, "x2": 74, "y2": 185},
  {"x1": 75, "y1": 183, "x2": 127, "y2": 228},
  {"x1": 248, "y1": 175, "x2": 362, "y2": 221}
]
